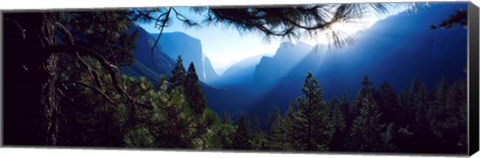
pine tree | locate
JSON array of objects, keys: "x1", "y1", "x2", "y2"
[
  {"x1": 444, "y1": 79, "x2": 467, "y2": 153},
  {"x1": 382, "y1": 123, "x2": 399, "y2": 151},
  {"x1": 351, "y1": 75, "x2": 374, "y2": 119},
  {"x1": 329, "y1": 98, "x2": 347, "y2": 151},
  {"x1": 222, "y1": 113, "x2": 232, "y2": 124},
  {"x1": 328, "y1": 96, "x2": 340, "y2": 117},
  {"x1": 248, "y1": 115, "x2": 262, "y2": 135},
  {"x1": 267, "y1": 106, "x2": 287, "y2": 150},
  {"x1": 289, "y1": 72, "x2": 334, "y2": 151},
  {"x1": 428, "y1": 78, "x2": 467, "y2": 153},
  {"x1": 361, "y1": 75, "x2": 373, "y2": 87},
  {"x1": 233, "y1": 115, "x2": 251, "y2": 149},
  {"x1": 249, "y1": 115, "x2": 267, "y2": 150},
  {"x1": 284, "y1": 100, "x2": 300, "y2": 150},
  {"x1": 407, "y1": 78, "x2": 439, "y2": 152},
  {"x1": 191, "y1": 109, "x2": 221, "y2": 149},
  {"x1": 267, "y1": 106, "x2": 281, "y2": 135},
  {"x1": 409, "y1": 78, "x2": 428, "y2": 129},
  {"x1": 218, "y1": 113, "x2": 236, "y2": 149},
  {"x1": 250, "y1": 130, "x2": 267, "y2": 150},
  {"x1": 169, "y1": 55, "x2": 187, "y2": 91},
  {"x1": 397, "y1": 89, "x2": 413, "y2": 127},
  {"x1": 332, "y1": 107, "x2": 346, "y2": 134},
  {"x1": 377, "y1": 81, "x2": 399, "y2": 124},
  {"x1": 344, "y1": 92, "x2": 385, "y2": 152},
  {"x1": 339, "y1": 93, "x2": 351, "y2": 127},
  {"x1": 427, "y1": 78, "x2": 449, "y2": 133},
  {"x1": 111, "y1": 69, "x2": 217, "y2": 149},
  {"x1": 124, "y1": 126, "x2": 156, "y2": 148},
  {"x1": 142, "y1": 80, "x2": 191, "y2": 148},
  {"x1": 184, "y1": 62, "x2": 207, "y2": 114},
  {"x1": 393, "y1": 89, "x2": 416, "y2": 151}
]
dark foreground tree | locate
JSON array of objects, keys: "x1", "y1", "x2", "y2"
[
  {"x1": 169, "y1": 56, "x2": 187, "y2": 91},
  {"x1": 344, "y1": 92, "x2": 386, "y2": 152},
  {"x1": 428, "y1": 78, "x2": 467, "y2": 153},
  {"x1": 267, "y1": 106, "x2": 287, "y2": 150},
  {"x1": 184, "y1": 62, "x2": 207, "y2": 114},
  {"x1": 329, "y1": 97, "x2": 347, "y2": 151},
  {"x1": 233, "y1": 115, "x2": 251, "y2": 149},
  {"x1": 122, "y1": 72, "x2": 217, "y2": 149},
  {"x1": 4, "y1": 11, "x2": 140, "y2": 145},
  {"x1": 218, "y1": 113, "x2": 237, "y2": 149},
  {"x1": 287, "y1": 72, "x2": 334, "y2": 151},
  {"x1": 351, "y1": 75, "x2": 374, "y2": 120},
  {"x1": 376, "y1": 81, "x2": 400, "y2": 124}
]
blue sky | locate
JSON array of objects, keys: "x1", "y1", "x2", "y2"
[{"x1": 139, "y1": 4, "x2": 412, "y2": 75}]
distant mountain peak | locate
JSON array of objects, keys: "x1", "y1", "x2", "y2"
[
  {"x1": 274, "y1": 41, "x2": 313, "y2": 59},
  {"x1": 150, "y1": 31, "x2": 219, "y2": 84},
  {"x1": 279, "y1": 41, "x2": 311, "y2": 48},
  {"x1": 161, "y1": 31, "x2": 201, "y2": 42},
  {"x1": 279, "y1": 41, "x2": 294, "y2": 47}
]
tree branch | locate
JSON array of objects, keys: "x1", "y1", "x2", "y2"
[
  {"x1": 5, "y1": 17, "x2": 26, "y2": 39},
  {"x1": 103, "y1": 13, "x2": 119, "y2": 66},
  {"x1": 54, "y1": 22, "x2": 104, "y2": 87},
  {"x1": 60, "y1": 80, "x2": 115, "y2": 104},
  {"x1": 44, "y1": 45, "x2": 153, "y2": 110},
  {"x1": 151, "y1": 7, "x2": 172, "y2": 71}
]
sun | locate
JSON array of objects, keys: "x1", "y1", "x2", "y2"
[{"x1": 302, "y1": 17, "x2": 378, "y2": 46}]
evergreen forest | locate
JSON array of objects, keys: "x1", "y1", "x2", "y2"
[{"x1": 3, "y1": 3, "x2": 469, "y2": 155}]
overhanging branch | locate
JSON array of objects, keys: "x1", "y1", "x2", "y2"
[
  {"x1": 60, "y1": 80, "x2": 115, "y2": 104},
  {"x1": 45, "y1": 45, "x2": 153, "y2": 110}
]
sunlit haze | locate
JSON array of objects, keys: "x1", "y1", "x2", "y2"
[{"x1": 140, "y1": 5, "x2": 412, "y2": 75}]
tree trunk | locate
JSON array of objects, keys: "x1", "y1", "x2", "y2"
[
  {"x1": 4, "y1": 13, "x2": 56, "y2": 145},
  {"x1": 39, "y1": 13, "x2": 62, "y2": 145},
  {"x1": 41, "y1": 53, "x2": 60, "y2": 145}
]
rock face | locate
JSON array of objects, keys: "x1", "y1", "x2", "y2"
[
  {"x1": 151, "y1": 32, "x2": 219, "y2": 84},
  {"x1": 252, "y1": 42, "x2": 314, "y2": 88},
  {"x1": 121, "y1": 26, "x2": 225, "y2": 117},
  {"x1": 122, "y1": 27, "x2": 220, "y2": 85}
]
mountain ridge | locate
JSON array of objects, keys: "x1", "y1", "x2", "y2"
[
  {"x1": 150, "y1": 32, "x2": 219, "y2": 84},
  {"x1": 199, "y1": 3, "x2": 468, "y2": 122}
]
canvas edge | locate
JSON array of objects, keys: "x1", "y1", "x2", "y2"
[
  {"x1": 0, "y1": 1, "x2": 476, "y2": 157},
  {"x1": 468, "y1": 1, "x2": 480, "y2": 156},
  {"x1": 0, "y1": 11, "x2": 4, "y2": 148}
]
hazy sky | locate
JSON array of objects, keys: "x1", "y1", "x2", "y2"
[
  {"x1": 139, "y1": 7, "x2": 280, "y2": 74},
  {"x1": 139, "y1": 5, "x2": 411, "y2": 75}
]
